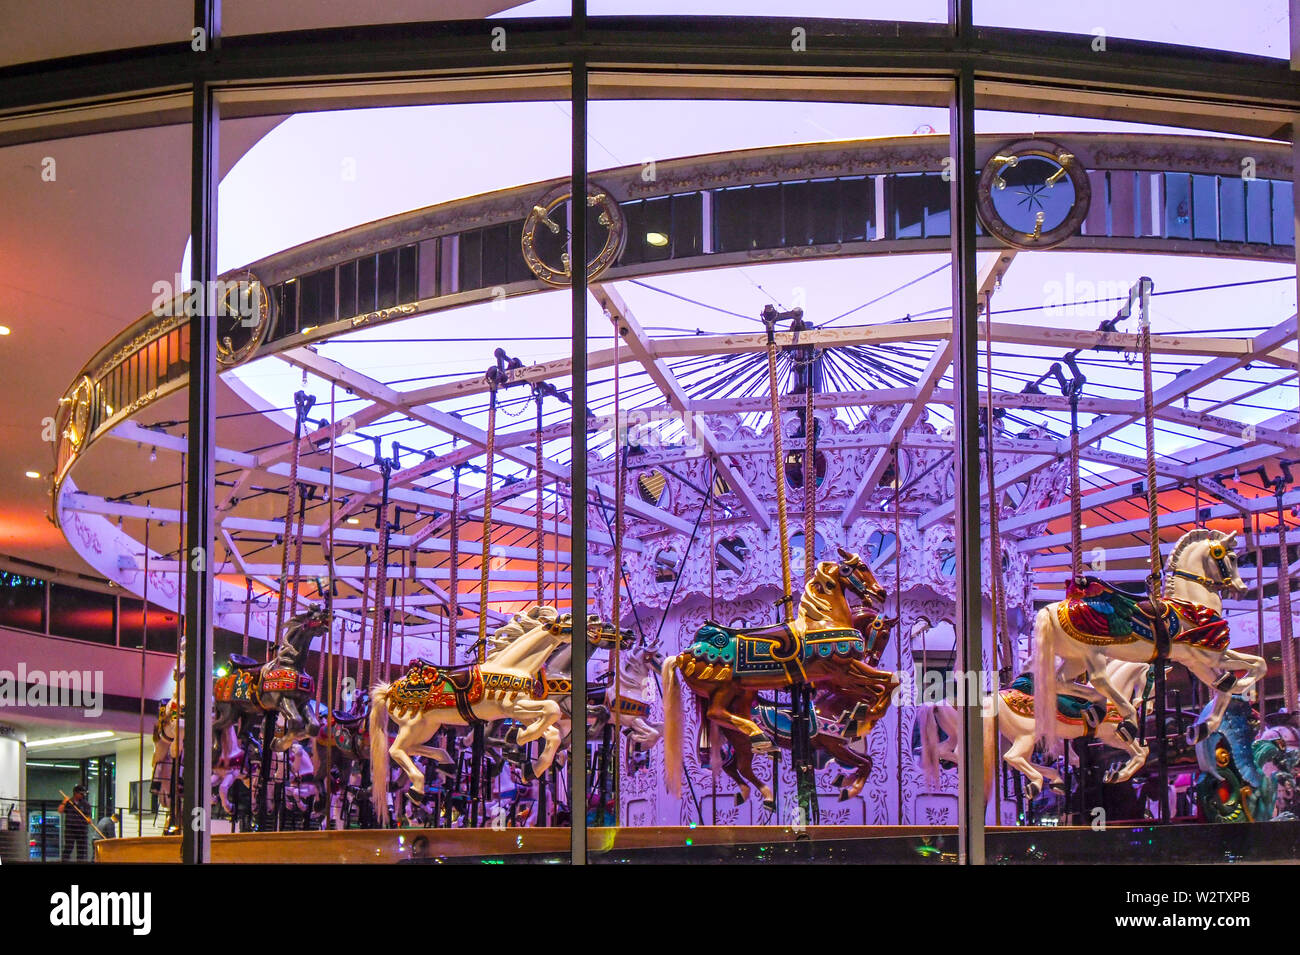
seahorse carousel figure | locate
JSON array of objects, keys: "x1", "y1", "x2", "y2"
[{"x1": 1193, "y1": 696, "x2": 1293, "y2": 823}]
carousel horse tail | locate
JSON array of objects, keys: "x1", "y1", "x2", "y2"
[
  {"x1": 983, "y1": 701, "x2": 997, "y2": 805},
  {"x1": 708, "y1": 721, "x2": 722, "y2": 791},
  {"x1": 369, "y1": 682, "x2": 391, "y2": 827},
  {"x1": 661, "y1": 655, "x2": 684, "y2": 798},
  {"x1": 1030, "y1": 605, "x2": 1059, "y2": 750},
  {"x1": 919, "y1": 705, "x2": 942, "y2": 786}
]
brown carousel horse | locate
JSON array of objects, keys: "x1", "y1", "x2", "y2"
[
  {"x1": 214, "y1": 605, "x2": 331, "y2": 753},
  {"x1": 716, "y1": 615, "x2": 900, "y2": 810},
  {"x1": 661, "y1": 548, "x2": 891, "y2": 800}
]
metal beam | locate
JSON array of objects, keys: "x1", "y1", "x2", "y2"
[
  {"x1": 919, "y1": 315, "x2": 1300, "y2": 530},
  {"x1": 841, "y1": 342, "x2": 952, "y2": 527},
  {"x1": 950, "y1": 61, "x2": 985, "y2": 867},
  {"x1": 181, "y1": 0, "x2": 219, "y2": 867},
  {"x1": 594, "y1": 281, "x2": 771, "y2": 531}
]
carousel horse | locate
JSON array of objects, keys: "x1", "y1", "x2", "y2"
[
  {"x1": 1031, "y1": 528, "x2": 1264, "y2": 750},
  {"x1": 215, "y1": 605, "x2": 332, "y2": 752},
  {"x1": 305, "y1": 698, "x2": 431, "y2": 828},
  {"x1": 370, "y1": 607, "x2": 616, "y2": 826},
  {"x1": 150, "y1": 695, "x2": 181, "y2": 810},
  {"x1": 921, "y1": 658, "x2": 1156, "y2": 799},
  {"x1": 712, "y1": 615, "x2": 900, "y2": 809},
  {"x1": 589, "y1": 644, "x2": 666, "y2": 757},
  {"x1": 283, "y1": 741, "x2": 319, "y2": 817},
  {"x1": 212, "y1": 723, "x2": 247, "y2": 815},
  {"x1": 662, "y1": 549, "x2": 891, "y2": 798},
  {"x1": 1193, "y1": 695, "x2": 1290, "y2": 823}
]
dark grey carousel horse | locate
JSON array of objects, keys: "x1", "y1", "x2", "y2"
[{"x1": 214, "y1": 605, "x2": 331, "y2": 753}]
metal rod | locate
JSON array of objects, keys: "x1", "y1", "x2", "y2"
[
  {"x1": 949, "y1": 60, "x2": 986, "y2": 865},
  {"x1": 181, "y1": 0, "x2": 219, "y2": 863},
  {"x1": 137, "y1": 516, "x2": 149, "y2": 839},
  {"x1": 569, "y1": 48, "x2": 589, "y2": 866}
]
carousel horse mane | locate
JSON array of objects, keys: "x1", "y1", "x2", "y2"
[
  {"x1": 798, "y1": 561, "x2": 845, "y2": 624},
  {"x1": 1163, "y1": 527, "x2": 1233, "y2": 581}
]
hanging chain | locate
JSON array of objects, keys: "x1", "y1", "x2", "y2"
[
  {"x1": 803, "y1": 352, "x2": 817, "y2": 582},
  {"x1": 449, "y1": 463, "x2": 460, "y2": 665},
  {"x1": 370, "y1": 499, "x2": 390, "y2": 684},
  {"x1": 357, "y1": 544, "x2": 371, "y2": 692},
  {"x1": 1276, "y1": 490, "x2": 1298, "y2": 712},
  {"x1": 274, "y1": 395, "x2": 308, "y2": 643},
  {"x1": 1139, "y1": 279, "x2": 1162, "y2": 604},
  {"x1": 764, "y1": 320, "x2": 793, "y2": 621},
  {"x1": 983, "y1": 291, "x2": 1013, "y2": 673},
  {"x1": 478, "y1": 382, "x2": 498, "y2": 662},
  {"x1": 536, "y1": 391, "x2": 546, "y2": 608}
]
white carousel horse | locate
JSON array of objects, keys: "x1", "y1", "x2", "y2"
[
  {"x1": 591, "y1": 644, "x2": 666, "y2": 754},
  {"x1": 283, "y1": 741, "x2": 319, "y2": 815},
  {"x1": 212, "y1": 723, "x2": 246, "y2": 814},
  {"x1": 1031, "y1": 528, "x2": 1265, "y2": 749},
  {"x1": 370, "y1": 607, "x2": 609, "y2": 826},
  {"x1": 920, "y1": 658, "x2": 1155, "y2": 798}
]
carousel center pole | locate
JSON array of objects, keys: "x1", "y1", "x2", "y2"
[{"x1": 1137, "y1": 277, "x2": 1171, "y2": 825}]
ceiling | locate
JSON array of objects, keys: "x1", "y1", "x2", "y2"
[
  {"x1": 0, "y1": 2, "x2": 543, "y2": 68},
  {"x1": 0, "y1": 115, "x2": 284, "y2": 576}
]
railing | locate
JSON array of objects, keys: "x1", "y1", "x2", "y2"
[{"x1": 0, "y1": 798, "x2": 163, "y2": 862}]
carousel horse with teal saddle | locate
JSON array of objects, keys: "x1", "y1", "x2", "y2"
[
  {"x1": 1031, "y1": 528, "x2": 1265, "y2": 751},
  {"x1": 661, "y1": 548, "x2": 893, "y2": 800},
  {"x1": 1194, "y1": 695, "x2": 1291, "y2": 823},
  {"x1": 921, "y1": 658, "x2": 1156, "y2": 799},
  {"x1": 716, "y1": 614, "x2": 900, "y2": 809}
]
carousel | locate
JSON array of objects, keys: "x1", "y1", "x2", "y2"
[{"x1": 51, "y1": 128, "x2": 1300, "y2": 862}]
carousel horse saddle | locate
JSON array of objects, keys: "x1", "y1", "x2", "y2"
[
  {"x1": 388, "y1": 659, "x2": 485, "y2": 718},
  {"x1": 228, "y1": 652, "x2": 260, "y2": 669},
  {"x1": 1004, "y1": 673, "x2": 1107, "y2": 725},
  {"x1": 690, "y1": 620, "x2": 866, "y2": 677},
  {"x1": 1059, "y1": 578, "x2": 1228, "y2": 652},
  {"x1": 332, "y1": 709, "x2": 365, "y2": 726},
  {"x1": 405, "y1": 658, "x2": 479, "y2": 692}
]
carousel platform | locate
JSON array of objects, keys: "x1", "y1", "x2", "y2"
[
  {"x1": 95, "y1": 824, "x2": 975, "y2": 864},
  {"x1": 93, "y1": 820, "x2": 1300, "y2": 864}
]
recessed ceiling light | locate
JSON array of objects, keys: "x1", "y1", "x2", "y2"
[
  {"x1": 24, "y1": 470, "x2": 41, "y2": 479},
  {"x1": 0, "y1": 325, "x2": 10, "y2": 335},
  {"x1": 346, "y1": 517, "x2": 360, "y2": 525},
  {"x1": 27, "y1": 731, "x2": 114, "y2": 748},
  {"x1": 645, "y1": 232, "x2": 669, "y2": 247}
]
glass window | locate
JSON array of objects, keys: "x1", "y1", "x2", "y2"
[
  {"x1": 1218, "y1": 177, "x2": 1246, "y2": 242},
  {"x1": 49, "y1": 584, "x2": 116, "y2": 645},
  {"x1": 1164, "y1": 172, "x2": 1192, "y2": 239},
  {"x1": 0, "y1": 572, "x2": 46, "y2": 633},
  {"x1": 975, "y1": 0, "x2": 1288, "y2": 57}
]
